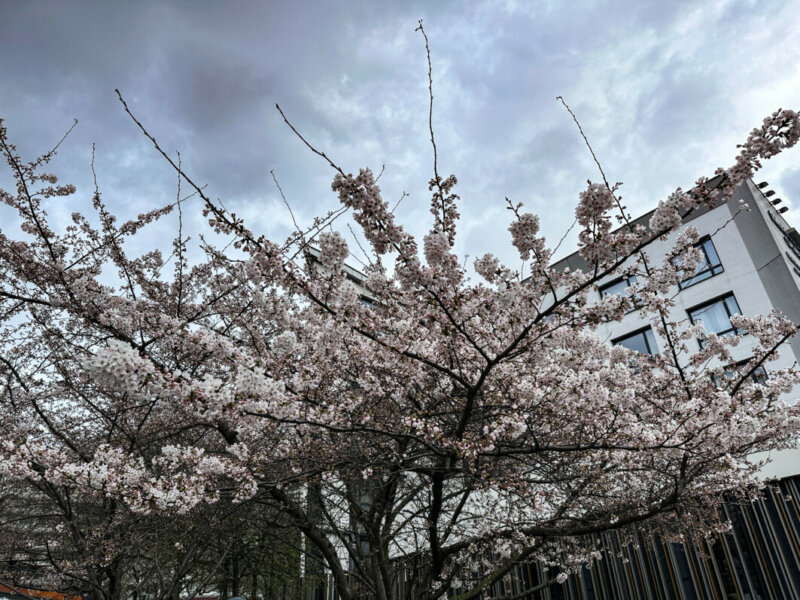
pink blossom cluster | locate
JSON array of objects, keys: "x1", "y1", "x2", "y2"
[
  {"x1": 423, "y1": 230, "x2": 451, "y2": 267},
  {"x1": 576, "y1": 182, "x2": 615, "y2": 229},
  {"x1": 726, "y1": 108, "x2": 800, "y2": 188},
  {"x1": 331, "y1": 168, "x2": 413, "y2": 257},
  {"x1": 317, "y1": 230, "x2": 349, "y2": 274},
  {"x1": 649, "y1": 190, "x2": 692, "y2": 236},
  {"x1": 428, "y1": 173, "x2": 460, "y2": 245},
  {"x1": 508, "y1": 213, "x2": 541, "y2": 261},
  {"x1": 473, "y1": 253, "x2": 501, "y2": 283}
]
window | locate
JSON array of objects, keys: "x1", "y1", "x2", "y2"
[
  {"x1": 612, "y1": 326, "x2": 658, "y2": 355},
  {"x1": 687, "y1": 294, "x2": 742, "y2": 346},
  {"x1": 677, "y1": 237, "x2": 724, "y2": 289},
  {"x1": 358, "y1": 295, "x2": 376, "y2": 307},
  {"x1": 767, "y1": 210, "x2": 800, "y2": 261},
  {"x1": 599, "y1": 275, "x2": 638, "y2": 300},
  {"x1": 785, "y1": 233, "x2": 800, "y2": 260},
  {"x1": 712, "y1": 360, "x2": 768, "y2": 387},
  {"x1": 599, "y1": 275, "x2": 640, "y2": 314},
  {"x1": 787, "y1": 252, "x2": 800, "y2": 278}
]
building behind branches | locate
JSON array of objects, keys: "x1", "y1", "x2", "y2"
[
  {"x1": 531, "y1": 179, "x2": 800, "y2": 600},
  {"x1": 320, "y1": 179, "x2": 800, "y2": 600}
]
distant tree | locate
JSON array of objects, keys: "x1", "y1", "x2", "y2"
[
  {"x1": 0, "y1": 472, "x2": 204, "y2": 599},
  {"x1": 0, "y1": 471, "x2": 304, "y2": 600},
  {"x1": 194, "y1": 500, "x2": 305, "y2": 600},
  {"x1": 1, "y1": 37, "x2": 799, "y2": 600}
]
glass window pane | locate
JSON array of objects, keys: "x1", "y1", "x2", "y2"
[
  {"x1": 716, "y1": 361, "x2": 768, "y2": 388},
  {"x1": 616, "y1": 334, "x2": 648, "y2": 354},
  {"x1": 724, "y1": 295, "x2": 741, "y2": 316},
  {"x1": 643, "y1": 328, "x2": 657, "y2": 353},
  {"x1": 723, "y1": 364, "x2": 768, "y2": 384},
  {"x1": 689, "y1": 294, "x2": 742, "y2": 341},
  {"x1": 613, "y1": 328, "x2": 656, "y2": 355},
  {"x1": 601, "y1": 279, "x2": 628, "y2": 297},
  {"x1": 703, "y1": 239, "x2": 721, "y2": 268},
  {"x1": 691, "y1": 301, "x2": 731, "y2": 334},
  {"x1": 684, "y1": 270, "x2": 712, "y2": 287},
  {"x1": 600, "y1": 276, "x2": 637, "y2": 298},
  {"x1": 696, "y1": 246, "x2": 711, "y2": 273},
  {"x1": 679, "y1": 238, "x2": 724, "y2": 288}
]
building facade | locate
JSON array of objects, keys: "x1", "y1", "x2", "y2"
[
  {"x1": 554, "y1": 179, "x2": 800, "y2": 479},
  {"x1": 526, "y1": 179, "x2": 800, "y2": 599}
]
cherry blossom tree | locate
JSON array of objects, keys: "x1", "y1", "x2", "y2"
[{"x1": 1, "y1": 67, "x2": 800, "y2": 600}]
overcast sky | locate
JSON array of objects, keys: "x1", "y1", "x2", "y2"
[{"x1": 2, "y1": 0, "x2": 799, "y2": 269}]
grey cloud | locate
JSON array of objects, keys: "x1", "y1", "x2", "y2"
[
  {"x1": 1, "y1": 0, "x2": 799, "y2": 264},
  {"x1": 779, "y1": 167, "x2": 800, "y2": 209}
]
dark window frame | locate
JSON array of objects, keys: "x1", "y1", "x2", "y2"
[
  {"x1": 712, "y1": 359, "x2": 768, "y2": 389},
  {"x1": 767, "y1": 210, "x2": 800, "y2": 261},
  {"x1": 677, "y1": 236, "x2": 724, "y2": 289},
  {"x1": 786, "y1": 252, "x2": 800, "y2": 279},
  {"x1": 599, "y1": 274, "x2": 640, "y2": 313},
  {"x1": 687, "y1": 293, "x2": 743, "y2": 347},
  {"x1": 612, "y1": 326, "x2": 658, "y2": 355},
  {"x1": 599, "y1": 274, "x2": 639, "y2": 298},
  {"x1": 768, "y1": 209, "x2": 787, "y2": 233},
  {"x1": 784, "y1": 233, "x2": 800, "y2": 261}
]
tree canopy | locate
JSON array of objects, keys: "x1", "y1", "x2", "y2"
[{"x1": 0, "y1": 82, "x2": 799, "y2": 599}]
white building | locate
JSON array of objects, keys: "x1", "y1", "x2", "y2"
[{"x1": 552, "y1": 178, "x2": 800, "y2": 480}]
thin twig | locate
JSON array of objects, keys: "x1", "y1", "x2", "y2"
[
  {"x1": 347, "y1": 223, "x2": 372, "y2": 268},
  {"x1": 417, "y1": 20, "x2": 439, "y2": 183},
  {"x1": 35, "y1": 118, "x2": 79, "y2": 168},
  {"x1": 275, "y1": 103, "x2": 345, "y2": 175},
  {"x1": 271, "y1": 169, "x2": 305, "y2": 243},
  {"x1": 90, "y1": 142, "x2": 99, "y2": 196},
  {"x1": 176, "y1": 150, "x2": 185, "y2": 316},
  {"x1": 115, "y1": 89, "x2": 221, "y2": 221},
  {"x1": 552, "y1": 217, "x2": 578, "y2": 257},
  {"x1": 391, "y1": 190, "x2": 409, "y2": 214},
  {"x1": 285, "y1": 205, "x2": 352, "y2": 262},
  {"x1": 557, "y1": 94, "x2": 696, "y2": 400},
  {"x1": 556, "y1": 96, "x2": 611, "y2": 191}
]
